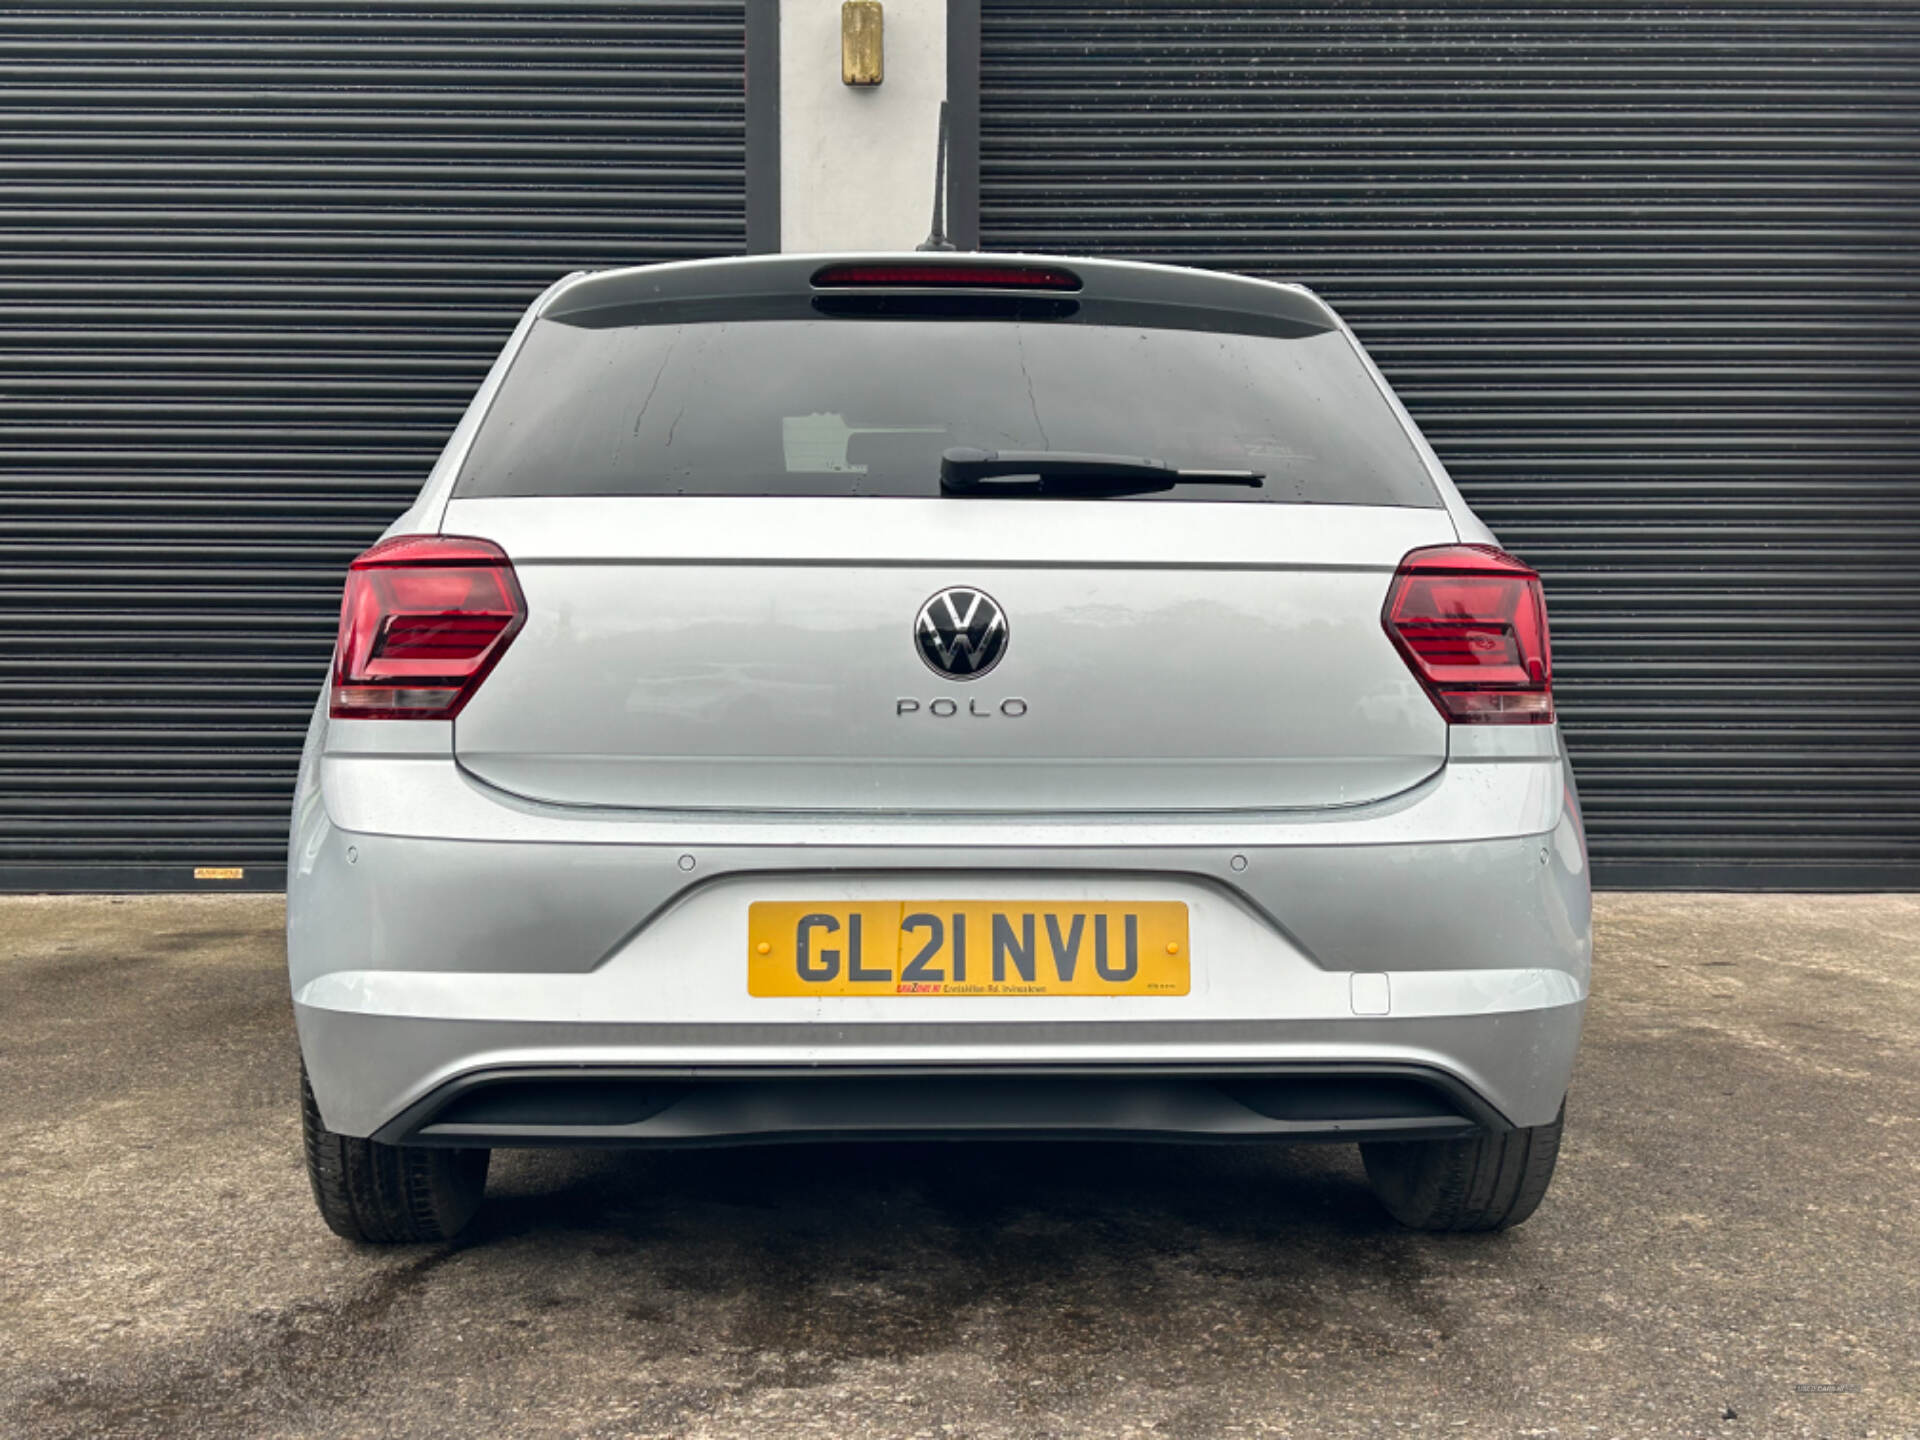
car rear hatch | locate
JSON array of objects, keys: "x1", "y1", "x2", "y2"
[
  {"x1": 432, "y1": 256, "x2": 1460, "y2": 815},
  {"x1": 443, "y1": 496, "x2": 1455, "y2": 813}
]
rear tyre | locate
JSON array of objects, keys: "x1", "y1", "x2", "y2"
[
  {"x1": 301, "y1": 1066, "x2": 489, "y2": 1243},
  {"x1": 1360, "y1": 1100, "x2": 1564, "y2": 1232}
]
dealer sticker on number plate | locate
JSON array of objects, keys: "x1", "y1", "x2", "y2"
[{"x1": 747, "y1": 901, "x2": 1190, "y2": 997}]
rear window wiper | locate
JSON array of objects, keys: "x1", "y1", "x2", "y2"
[{"x1": 939, "y1": 447, "x2": 1264, "y2": 497}]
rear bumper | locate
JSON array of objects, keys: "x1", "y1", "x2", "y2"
[
  {"x1": 301, "y1": 1012, "x2": 1582, "y2": 1147},
  {"x1": 290, "y1": 746, "x2": 1590, "y2": 1141}
]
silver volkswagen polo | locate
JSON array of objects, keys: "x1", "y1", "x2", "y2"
[{"x1": 289, "y1": 254, "x2": 1589, "y2": 1242}]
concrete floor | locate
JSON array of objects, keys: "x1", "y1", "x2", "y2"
[{"x1": 0, "y1": 894, "x2": 1914, "y2": 1440}]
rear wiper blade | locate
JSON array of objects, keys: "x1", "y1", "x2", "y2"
[{"x1": 939, "y1": 447, "x2": 1264, "y2": 497}]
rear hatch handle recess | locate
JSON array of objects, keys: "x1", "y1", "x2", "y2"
[{"x1": 939, "y1": 447, "x2": 1264, "y2": 498}]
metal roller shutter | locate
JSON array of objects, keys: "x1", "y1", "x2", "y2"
[
  {"x1": 0, "y1": 1, "x2": 746, "y2": 890},
  {"x1": 979, "y1": 0, "x2": 1920, "y2": 888}
]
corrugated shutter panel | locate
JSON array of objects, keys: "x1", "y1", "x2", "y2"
[
  {"x1": 0, "y1": 1, "x2": 745, "y2": 889},
  {"x1": 979, "y1": 0, "x2": 1920, "y2": 888}
]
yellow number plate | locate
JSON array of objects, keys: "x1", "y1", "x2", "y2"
[{"x1": 748, "y1": 901, "x2": 1190, "y2": 997}]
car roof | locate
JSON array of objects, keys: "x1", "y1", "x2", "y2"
[{"x1": 538, "y1": 251, "x2": 1338, "y2": 333}]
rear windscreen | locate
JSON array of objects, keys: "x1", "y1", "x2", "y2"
[{"x1": 454, "y1": 313, "x2": 1441, "y2": 507}]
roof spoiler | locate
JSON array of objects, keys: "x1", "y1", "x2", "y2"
[{"x1": 538, "y1": 252, "x2": 1339, "y2": 333}]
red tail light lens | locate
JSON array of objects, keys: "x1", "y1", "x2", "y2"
[
  {"x1": 810, "y1": 262, "x2": 1082, "y2": 290},
  {"x1": 1383, "y1": 544, "x2": 1554, "y2": 725},
  {"x1": 330, "y1": 535, "x2": 525, "y2": 720}
]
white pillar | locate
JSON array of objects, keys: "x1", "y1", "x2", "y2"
[{"x1": 779, "y1": 0, "x2": 948, "y2": 253}]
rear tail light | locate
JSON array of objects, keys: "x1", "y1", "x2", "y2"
[
  {"x1": 1383, "y1": 544, "x2": 1554, "y2": 725},
  {"x1": 330, "y1": 535, "x2": 525, "y2": 720},
  {"x1": 810, "y1": 261, "x2": 1082, "y2": 290}
]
